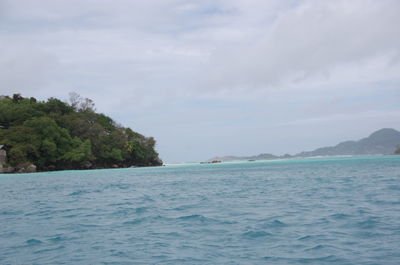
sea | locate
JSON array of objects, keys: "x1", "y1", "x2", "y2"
[{"x1": 0, "y1": 155, "x2": 399, "y2": 265}]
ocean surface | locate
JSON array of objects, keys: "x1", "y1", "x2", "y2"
[{"x1": 1, "y1": 156, "x2": 400, "y2": 265}]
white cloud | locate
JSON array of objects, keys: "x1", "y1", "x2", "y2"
[
  {"x1": 203, "y1": 0, "x2": 400, "y2": 91},
  {"x1": 0, "y1": 44, "x2": 60, "y2": 95}
]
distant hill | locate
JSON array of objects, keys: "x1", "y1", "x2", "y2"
[
  {"x1": 208, "y1": 128, "x2": 400, "y2": 162},
  {"x1": 208, "y1": 153, "x2": 279, "y2": 162},
  {"x1": 296, "y1": 128, "x2": 400, "y2": 157}
]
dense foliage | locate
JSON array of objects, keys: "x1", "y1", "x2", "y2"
[
  {"x1": 395, "y1": 145, "x2": 400, "y2": 154},
  {"x1": 0, "y1": 94, "x2": 162, "y2": 170}
]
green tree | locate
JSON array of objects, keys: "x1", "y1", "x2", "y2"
[
  {"x1": 23, "y1": 117, "x2": 74, "y2": 167},
  {"x1": 0, "y1": 125, "x2": 39, "y2": 165},
  {"x1": 395, "y1": 145, "x2": 400, "y2": 154},
  {"x1": 62, "y1": 138, "x2": 93, "y2": 167},
  {"x1": 0, "y1": 94, "x2": 162, "y2": 171}
]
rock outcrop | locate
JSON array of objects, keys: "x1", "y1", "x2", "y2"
[{"x1": 1, "y1": 164, "x2": 37, "y2": 174}]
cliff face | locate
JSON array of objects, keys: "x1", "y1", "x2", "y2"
[{"x1": 208, "y1": 153, "x2": 278, "y2": 162}]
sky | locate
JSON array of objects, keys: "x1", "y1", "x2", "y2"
[{"x1": 1, "y1": 0, "x2": 400, "y2": 163}]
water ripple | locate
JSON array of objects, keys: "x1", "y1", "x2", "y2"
[{"x1": 1, "y1": 155, "x2": 400, "y2": 264}]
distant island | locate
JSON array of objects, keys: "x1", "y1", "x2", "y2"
[
  {"x1": 209, "y1": 128, "x2": 400, "y2": 162},
  {"x1": 0, "y1": 94, "x2": 162, "y2": 173}
]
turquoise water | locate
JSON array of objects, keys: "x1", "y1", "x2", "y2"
[{"x1": 1, "y1": 156, "x2": 400, "y2": 264}]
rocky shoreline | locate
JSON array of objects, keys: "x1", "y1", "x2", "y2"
[
  {"x1": 0, "y1": 164, "x2": 37, "y2": 174},
  {"x1": 0, "y1": 162, "x2": 163, "y2": 174}
]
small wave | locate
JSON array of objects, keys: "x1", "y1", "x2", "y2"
[
  {"x1": 305, "y1": 244, "x2": 328, "y2": 251},
  {"x1": 261, "y1": 219, "x2": 288, "y2": 228},
  {"x1": 135, "y1": 207, "x2": 149, "y2": 214},
  {"x1": 387, "y1": 185, "x2": 400, "y2": 191},
  {"x1": 151, "y1": 231, "x2": 183, "y2": 238},
  {"x1": 123, "y1": 215, "x2": 167, "y2": 225},
  {"x1": 139, "y1": 195, "x2": 155, "y2": 202},
  {"x1": 161, "y1": 258, "x2": 207, "y2": 263},
  {"x1": 164, "y1": 232, "x2": 182, "y2": 237},
  {"x1": 354, "y1": 231, "x2": 383, "y2": 238},
  {"x1": 177, "y1": 214, "x2": 215, "y2": 224},
  {"x1": 26, "y1": 239, "x2": 42, "y2": 245},
  {"x1": 263, "y1": 255, "x2": 339, "y2": 263},
  {"x1": 297, "y1": 255, "x2": 341, "y2": 263},
  {"x1": 298, "y1": 234, "x2": 324, "y2": 241},
  {"x1": 33, "y1": 245, "x2": 65, "y2": 254},
  {"x1": 172, "y1": 204, "x2": 196, "y2": 211},
  {"x1": 371, "y1": 199, "x2": 400, "y2": 205},
  {"x1": 48, "y1": 236, "x2": 67, "y2": 242},
  {"x1": 356, "y1": 217, "x2": 380, "y2": 229},
  {"x1": 330, "y1": 213, "x2": 351, "y2": 220},
  {"x1": 0, "y1": 210, "x2": 23, "y2": 215},
  {"x1": 153, "y1": 242, "x2": 170, "y2": 248},
  {"x1": 79, "y1": 223, "x2": 99, "y2": 228},
  {"x1": 242, "y1": 231, "x2": 272, "y2": 238},
  {"x1": 108, "y1": 202, "x2": 134, "y2": 207},
  {"x1": 62, "y1": 214, "x2": 79, "y2": 218},
  {"x1": 151, "y1": 255, "x2": 168, "y2": 259},
  {"x1": 110, "y1": 250, "x2": 128, "y2": 258},
  {"x1": 68, "y1": 190, "x2": 90, "y2": 196},
  {"x1": 0, "y1": 231, "x2": 18, "y2": 238},
  {"x1": 66, "y1": 223, "x2": 99, "y2": 232},
  {"x1": 105, "y1": 183, "x2": 130, "y2": 190},
  {"x1": 123, "y1": 219, "x2": 143, "y2": 225},
  {"x1": 270, "y1": 219, "x2": 287, "y2": 227},
  {"x1": 112, "y1": 208, "x2": 136, "y2": 217},
  {"x1": 176, "y1": 214, "x2": 232, "y2": 225},
  {"x1": 178, "y1": 214, "x2": 206, "y2": 221}
]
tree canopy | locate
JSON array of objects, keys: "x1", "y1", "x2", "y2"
[
  {"x1": 395, "y1": 145, "x2": 400, "y2": 154},
  {"x1": 0, "y1": 94, "x2": 162, "y2": 171}
]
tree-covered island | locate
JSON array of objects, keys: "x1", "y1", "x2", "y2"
[{"x1": 0, "y1": 93, "x2": 162, "y2": 173}]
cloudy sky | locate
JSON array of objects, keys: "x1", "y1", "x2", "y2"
[{"x1": 1, "y1": 0, "x2": 400, "y2": 162}]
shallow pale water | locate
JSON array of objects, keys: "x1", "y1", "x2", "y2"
[{"x1": 1, "y1": 156, "x2": 400, "y2": 265}]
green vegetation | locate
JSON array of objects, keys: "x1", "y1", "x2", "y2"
[
  {"x1": 395, "y1": 145, "x2": 400, "y2": 154},
  {"x1": 0, "y1": 93, "x2": 162, "y2": 171}
]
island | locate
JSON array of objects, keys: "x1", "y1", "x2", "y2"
[
  {"x1": 0, "y1": 93, "x2": 163, "y2": 173},
  {"x1": 208, "y1": 128, "x2": 400, "y2": 162}
]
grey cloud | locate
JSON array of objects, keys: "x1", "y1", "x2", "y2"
[
  {"x1": 0, "y1": 44, "x2": 60, "y2": 95},
  {"x1": 203, "y1": 0, "x2": 400, "y2": 90}
]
